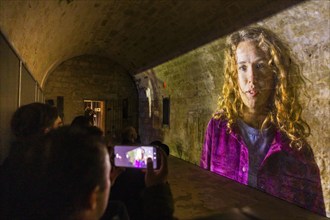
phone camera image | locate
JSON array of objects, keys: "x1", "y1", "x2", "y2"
[{"x1": 114, "y1": 146, "x2": 158, "y2": 169}]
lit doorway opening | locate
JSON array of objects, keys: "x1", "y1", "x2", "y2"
[{"x1": 84, "y1": 100, "x2": 105, "y2": 132}]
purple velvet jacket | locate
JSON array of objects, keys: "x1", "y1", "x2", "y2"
[{"x1": 200, "y1": 118, "x2": 325, "y2": 216}]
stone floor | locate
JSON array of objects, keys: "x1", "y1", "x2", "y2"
[{"x1": 167, "y1": 156, "x2": 328, "y2": 220}]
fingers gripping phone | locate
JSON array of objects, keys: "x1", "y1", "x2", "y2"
[{"x1": 114, "y1": 145, "x2": 160, "y2": 169}]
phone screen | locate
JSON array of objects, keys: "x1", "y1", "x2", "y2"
[{"x1": 114, "y1": 145, "x2": 158, "y2": 169}]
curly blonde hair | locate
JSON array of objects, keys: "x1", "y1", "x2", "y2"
[{"x1": 214, "y1": 26, "x2": 310, "y2": 149}]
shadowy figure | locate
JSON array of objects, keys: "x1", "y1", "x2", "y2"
[
  {"x1": 106, "y1": 126, "x2": 146, "y2": 220},
  {"x1": 10, "y1": 102, "x2": 62, "y2": 138},
  {"x1": 7, "y1": 126, "x2": 110, "y2": 219},
  {"x1": 121, "y1": 126, "x2": 138, "y2": 144},
  {"x1": 84, "y1": 105, "x2": 96, "y2": 126},
  {"x1": 71, "y1": 115, "x2": 93, "y2": 130},
  {"x1": 0, "y1": 102, "x2": 62, "y2": 219},
  {"x1": 1, "y1": 125, "x2": 174, "y2": 219}
]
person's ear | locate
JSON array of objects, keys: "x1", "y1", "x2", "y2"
[{"x1": 88, "y1": 185, "x2": 100, "y2": 210}]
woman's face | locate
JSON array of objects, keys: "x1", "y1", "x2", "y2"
[{"x1": 236, "y1": 40, "x2": 275, "y2": 113}]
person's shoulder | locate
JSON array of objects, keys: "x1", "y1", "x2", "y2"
[{"x1": 209, "y1": 112, "x2": 228, "y2": 128}]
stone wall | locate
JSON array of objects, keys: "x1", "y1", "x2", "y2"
[
  {"x1": 44, "y1": 55, "x2": 138, "y2": 138},
  {"x1": 135, "y1": 0, "x2": 329, "y2": 216},
  {"x1": 135, "y1": 40, "x2": 225, "y2": 162}
]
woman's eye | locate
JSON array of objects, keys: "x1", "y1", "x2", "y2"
[
  {"x1": 238, "y1": 65, "x2": 247, "y2": 71},
  {"x1": 256, "y1": 63, "x2": 264, "y2": 69}
]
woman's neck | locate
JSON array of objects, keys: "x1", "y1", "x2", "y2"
[{"x1": 241, "y1": 108, "x2": 269, "y2": 129}]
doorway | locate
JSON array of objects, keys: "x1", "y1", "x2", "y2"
[{"x1": 84, "y1": 100, "x2": 105, "y2": 132}]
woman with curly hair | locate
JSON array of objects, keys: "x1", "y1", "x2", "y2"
[{"x1": 200, "y1": 26, "x2": 325, "y2": 216}]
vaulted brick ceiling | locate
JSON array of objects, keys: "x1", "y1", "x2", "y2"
[{"x1": 0, "y1": 0, "x2": 303, "y2": 85}]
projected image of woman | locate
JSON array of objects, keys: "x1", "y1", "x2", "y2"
[{"x1": 200, "y1": 26, "x2": 325, "y2": 216}]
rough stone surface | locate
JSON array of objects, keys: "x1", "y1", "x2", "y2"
[
  {"x1": 0, "y1": 0, "x2": 301, "y2": 85},
  {"x1": 44, "y1": 55, "x2": 138, "y2": 137},
  {"x1": 135, "y1": 0, "x2": 330, "y2": 216}
]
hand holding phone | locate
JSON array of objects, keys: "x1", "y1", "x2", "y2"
[
  {"x1": 114, "y1": 145, "x2": 159, "y2": 169},
  {"x1": 145, "y1": 148, "x2": 168, "y2": 187}
]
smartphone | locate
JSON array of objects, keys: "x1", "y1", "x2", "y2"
[{"x1": 114, "y1": 145, "x2": 159, "y2": 169}]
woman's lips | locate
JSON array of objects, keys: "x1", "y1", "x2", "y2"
[{"x1": 246, "y1": 89, "x2": 258, "y2": 97}]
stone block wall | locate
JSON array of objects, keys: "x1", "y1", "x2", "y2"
[
  {"x1": 135, "y1": 39, "x2": 226, "y2": 162},
  {"x1": 44, "y1": 55, "x2": 138, "y2": 138},
  {"x1": 135, "y1": 0, "x2": 329, "y2": 216}
]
